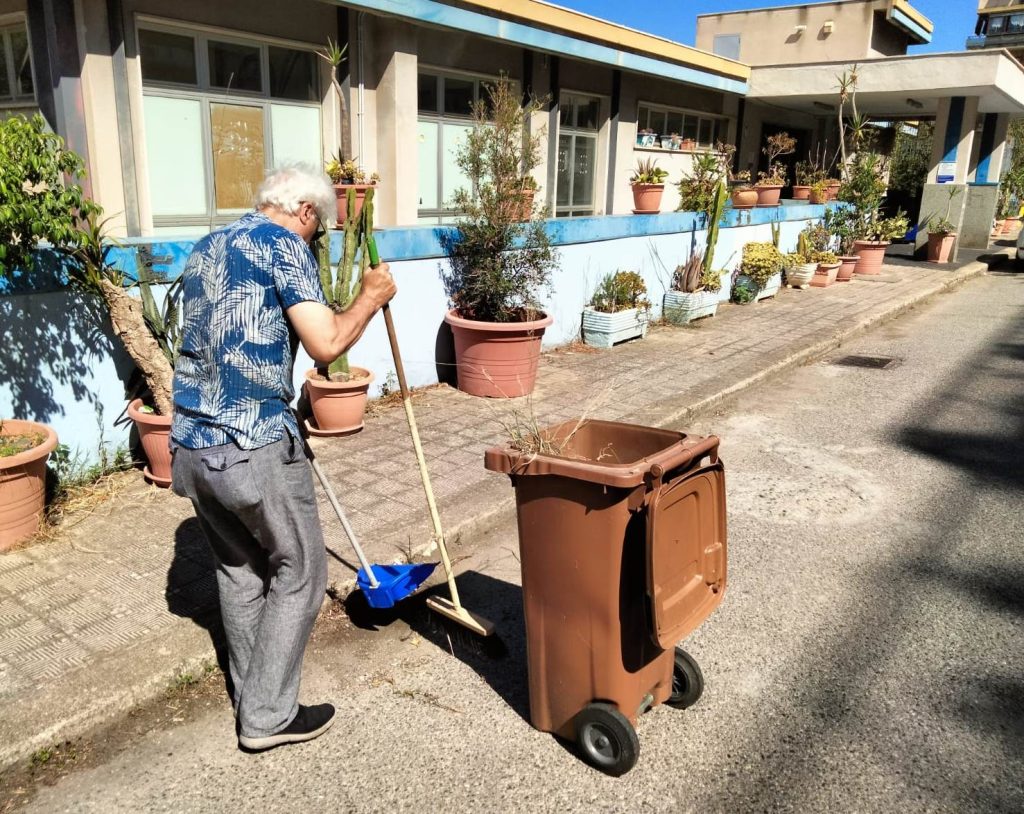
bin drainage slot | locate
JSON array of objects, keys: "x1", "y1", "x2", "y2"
[{"x1": 831, "y1": 354, "x2": 901, "y2": 369}]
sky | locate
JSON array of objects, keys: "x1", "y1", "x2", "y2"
[{"x1": 552, "y1": 0, "x2": 978, "y2": 55}]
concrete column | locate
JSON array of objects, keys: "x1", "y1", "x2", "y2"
[
  {"x1": 369, "y1": 18, "x2": 418, "y2": 227},
  {"x1": 604, "y1": 69, "x2": 621, "y2": 215},
  {"x1": 546, "y1": 56, "x2": 560, "y2": 214},
  {"x1": 528, "y1": 51, "x2": 551, "y2": 206},
  {"x1": 973, "y1": 112, "x2": 1010, "y2": 185},
  {"x1": 28, "y1": 0, "x2": 92, "y2": 196},
  {"x1": 927, "y1": 96, "x2": 979, "y2": 185}
]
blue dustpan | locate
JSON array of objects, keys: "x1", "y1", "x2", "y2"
[{"x1": 358, "y1": 562, "x2": 440, "y2": 609}]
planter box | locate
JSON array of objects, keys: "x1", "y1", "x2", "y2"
[
  {"x1": 663, "y1": 290, "x2": 719, "y2": 324},
  {"x1": 810, "y1": 263, "x2": 840, "y2": 287},
  {"x1": 784, "y1": 262, "x2": 817, "y2": 289},
  {"x1": 582, "y1": 307, "x2": 649, "y2": 348},
  {"x1": 755, "y1": 272, "x2": 782, "y2": 301}
]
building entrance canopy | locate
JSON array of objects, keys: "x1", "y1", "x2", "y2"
[{"x1": 747, "y1": 50, "x2": 1024, "y2": 118}]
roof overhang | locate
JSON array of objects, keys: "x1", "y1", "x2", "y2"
[
  {"x1": 887, "y1": 0, "x2": 932, "y2": 44},
  {"x1": 318, "y1": 0, "x2": 749, "y2": 94},
  {"x1": 747, "y1": 50, "x2": 1024, "y2": 118}
]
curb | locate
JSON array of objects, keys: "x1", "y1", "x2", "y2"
[{"x1": 0, "y1": 257, "x2": 994, "y2": 773}]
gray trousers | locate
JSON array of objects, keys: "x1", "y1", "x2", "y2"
[{"x1": 171, "y1": 433, "x2": 327, "y2": 737}]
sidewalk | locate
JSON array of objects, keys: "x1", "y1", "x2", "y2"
[{"x1": 0, "y1": 248, "x2": 1008, "y2": 770}]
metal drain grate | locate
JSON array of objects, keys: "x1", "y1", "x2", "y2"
[{"x1": 832, "y1": 354, "x2": 901, "y2": 369}]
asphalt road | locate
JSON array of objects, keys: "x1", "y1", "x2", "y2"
[{"x1": 18, "y1": 269, "x2": 1024, "y2": 813}]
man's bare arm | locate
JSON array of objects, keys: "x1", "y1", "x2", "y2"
[{"x1": 287, "y1": 263, "x2": 397, "y2": 364}]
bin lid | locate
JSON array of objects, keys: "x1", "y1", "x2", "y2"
[
  {"x1": 484, "y1": 419, "x2": 718, "y2": 489},
  {"x1": 646, "y1": 462, "x2": 727, "y2": 649}
]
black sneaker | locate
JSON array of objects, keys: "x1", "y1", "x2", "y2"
[{"x1": 238, "y1": 704, "x2": 336, "y2": 752}]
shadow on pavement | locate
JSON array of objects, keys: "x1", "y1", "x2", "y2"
[
  {"x1": 167, "y1": 517, "x2": 232, "y2": 692},
  {"x1": 342, "y1": 570, "x2": 531, "y2": 723}
]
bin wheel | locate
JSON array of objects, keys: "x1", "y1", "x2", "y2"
[
  {"x1": 666, "y1": 647, "x2": 704, "y2": 709},
  {"x1": 573, "y1": 703, "x2": 639, "y2": 776}
]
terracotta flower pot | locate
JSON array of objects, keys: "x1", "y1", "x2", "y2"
[
  {"x1": 754, "y1": 185, "x2": 783, "y2": 207},
  {"x1": 927, "y1": 233, "x2": 956, "y2": 263},
  {"x1": 631, "y1": 184, "x2": 664, "y2": 214},
  {"x1": 444, "y1": 309, "x2": 553, "y2": 398},
  {"x1": 304, "y1": 367, "x2": 374, "y2": 435},
  {"x1": 810, "y1": 262, "x2": 840, "y2": 287},
  {"x1": 827, "y1": 182, "x2": 841, "y2": 200},
  {"x1": 0, "y1": 419, "x2": 58, "y2": 551},
  {"x1": 809, "y1": 189, "x2": 828, "y2": 205},
  {"x1": 852, "y1": 240, "x2": 890, "y2": 275},
  {"x1": 1001, "y1": 216, "x2": 1020, "y2": 235},
  {"x1": 128, "y1": 399, "x2": 173, "y2": 487},
  {"x1": 791, "y1": 185, "x2": 810, "y2": 201},
  {"x1": 680, "y1": 138, "x2": 697, "y2": 151},
  {"x1": 836, "y1": 255, "x2": 859, "y2": 281},
  {"x1": 333, "y1": 183, "x2": 375, "y2": 224},
  {"x1": 731, "y1": 188, "x2": 758, "y2": 209}
]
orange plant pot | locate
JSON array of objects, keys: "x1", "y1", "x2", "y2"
[
  {"x1": 810, "y1": 263, "x2": 840, "y2": 287},
  {"x1": 631, "y1": 184, "x2": 664, "y2": 213},
  {"x1": 927, "y1": 233, "x2": 956, "y2": 263},
  {"x1": 791, "y1": 185, "x2": 810, "y2": 201},
  {"x1": 852, "y1": 240, "x2": 890, "y2": 275},
  {"x1": 128, "y1": 399, "x2": 173, "y2": 487},
  {"x1": 731, "y1": 188, "x2": 758, "y2": 209},
  {"x1": 0, "y1": 420, "x2": 58, "y2": 551},
  {"x1": 836, "y1": 255, "x2": 858, "y2": 281},
  {"x1": 333, "y1": 184, "x2": 375, "y2": 224},
  {"x1": 445, "y1": 309, "x2": 552, "y2": 398},
  {"x1": 305, "y1": 368, "x2": 374, "y2": 436},
  {"x1": 754, "y1": 185, "x2": 783, "y2": 207}
]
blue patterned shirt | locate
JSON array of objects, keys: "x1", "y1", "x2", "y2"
[{"x1": 171, "y1": 212, "x2": 327, "y2": 450}]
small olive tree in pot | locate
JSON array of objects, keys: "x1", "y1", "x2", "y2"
[{"x1": 442, "y1": 75, "x2": 558, "y2": 398}]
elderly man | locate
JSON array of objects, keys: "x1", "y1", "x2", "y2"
[{"x1": 171, "y1": 165, "x2": 395, "y2": 751}]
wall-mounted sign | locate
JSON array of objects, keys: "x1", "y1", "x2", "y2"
[{"x1": 936, "y1": 161, "x2": 956, "y2": 183}]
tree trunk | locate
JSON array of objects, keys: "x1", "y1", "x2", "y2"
[{"x1": 98, "y1": 279, "x2": 175, "y2": 416}]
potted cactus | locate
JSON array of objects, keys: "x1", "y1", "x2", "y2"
[
  {"x1": 925, "y1": 187, "x2": 962, "y2": 264},
  {"x1": 303, "y1": 189, "x2": 376, "y2": 435},
  {"x1": 666, "y1": 177, "x2": 728, "y2": 322},
  {"x1": 582, "y1": 271, "x2": 651, "y2": 348},
  {"x1": 783, "y1": 233, "x2": 818, "y2": 289},
  {"x1": 630, "y1": 157, "x2": 669, "y2": 213}
]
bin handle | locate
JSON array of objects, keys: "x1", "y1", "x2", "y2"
[{"x1": 642, "y1": 436, "x2": 721, "y2": 507}]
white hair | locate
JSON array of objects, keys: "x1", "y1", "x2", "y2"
[{"x1": 256, "y1": 163, "x2": 336, "y2": 226}]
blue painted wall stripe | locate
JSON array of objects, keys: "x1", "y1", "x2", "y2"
[
  {"x1": 889, "y1": 8, "x2": 932, "y2": 44},
  {"x1": 0, "y1": 203, "x2": 840, "y2": 295},
  {"x1": 974, "y1": 112, "x2": 998, "y2": 185},
  {"x1": 330, "y1": 0, "x2": 748, "y2": 95},
  {"x1": 942, "y1": 96, "x2": 966, "y2": 165}
]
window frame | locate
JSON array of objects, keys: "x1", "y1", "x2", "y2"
[
  {"x1": 635, "y1": 100, "x2": 729, "y2": 152},
  {"x1": 0, "y1": 15, "x2": 37, "y2": 108},
  {"x1": 556, "y1": 91, "x2": 603, "y2": 218},
  {"x1": 416, "y1": 66, "x2": 503, "y2": 224},
  {"x1": 134, "y1": 17, "x2": 324, "y2": 229}
]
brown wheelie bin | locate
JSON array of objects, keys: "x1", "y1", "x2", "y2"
[{"x1": 484, "y1": 419, "x2": 727, "y2": 776}]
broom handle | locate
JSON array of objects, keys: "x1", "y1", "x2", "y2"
[{"x1": 380, "y1": 303, "x2": 464, "y2": 612}]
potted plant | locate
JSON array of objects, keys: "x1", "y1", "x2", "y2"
[
  {"x1": 676, "y1": 151, "x2": 726, "y2": 215},
  {"x1": 630, "y1": 157, "x2": 669, "y2": 213},
  {"x1": 582, "y1": 271, "x2": 651, "y2": 348},
  {"x1": 925, "y1": 187, "x2": 962, "y2": 264},
  {"x1": 442, "y1": 75, "x2": 557, "y2": 399},
  {"x1": 68, "y1": 214, "x2": 182, "y2": 486},
  {"x1": 782, "y1": 233, "x2": 818, "y2": 289},
  {"x1": 822, "y1": 206, "x2": 859, "y2": 281},
  {"x1": 738, "y1": 241, "x2": 783, "y2": 301},
  {"x1": 730, "y1": 271, "x2": 756, "y2": 304},
  {"x1": 730, "y1": 171, "x2": 757, "y2": 209},
  {"x1": 792, "y1": 161, "x2": 813, "y2": 201},
  {"x1": 304, "y1": 189, "x2": 376, "y2": 435},
  {"x1": 809, "y1": 249, "x2": 841, "y2": 287},
  {"x1": 0, "y1": 418, "x2": 59, "y2": 550},
  {"x1": 325, "y1": 154, "x2": 379, "y2": 225},
  {"x1": 636, "y1": 128, "x2": 657, "y2": 148},
  {"x1": 680, "y1": 137, "x2": 697, "y2": 151},
  {"x1": 809, "y1": 179, "x2": 830, "y2": 205},
  {"x1": 837, "y1": 150, "x2": 907, "y2": 276},
  {"x1": 666, "y1": 178, "x2": 728, "y2": 322},
  {"x1": 754, "y1": 132, "x2": 796, "y2": 207},
  {"x1": 670, "y1": 133, "x2": 682, "y2": 150}
]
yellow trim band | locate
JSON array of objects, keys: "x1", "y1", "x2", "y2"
[
  {"x1": 891, "y1": 0, "x2": 934, "y2": 34},
  {"x1": 457, "y1": 0, "x2": 750, "y2": 80}
]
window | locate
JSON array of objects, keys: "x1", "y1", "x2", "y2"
[
  {"x1": 712, "y1": 34, "x2": 741, "y2": 61},
  {"x1": 137, "y1": 23, "x2": 322, "y2": 229},
  {"x1": 556, "y1": 93, "x2": 601, "y2": 218},
  {"x1": 637, "y1": 103, "x2": 726, "y2": 150},
  {"x1": 417, "y1": 71, "x2": 489, "y2": 224},
  {"x1": 988, "y1": 15, "x2": 1007, "y2": 34},
  {"x1": 0, "y1": 21, "x2": 35, "y2": 106},
  {"x1": 1008, "y1": 14, "x2": 1024, "y2": 34}
]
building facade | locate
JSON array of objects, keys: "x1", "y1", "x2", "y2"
[{"x1": 966, "y1": 0, "x2": 1024, "y2": 60}]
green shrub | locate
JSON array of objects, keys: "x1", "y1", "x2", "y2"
[
  {"x1": 740, "y1": 241, "x2": 783, "y2": 288},
  {"x1": 589, "y1": 271, "x2": 650, "y2": 313},
  {"x1": 0, "y1": 114, "x2": 98, "y2": 275},
  {"x1": 810, "y1": 250, "x2": 839, "y2": 265}
]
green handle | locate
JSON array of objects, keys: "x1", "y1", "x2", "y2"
[{"x1": 366, "y1": 235, "x2": 380, "y2": 268}]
